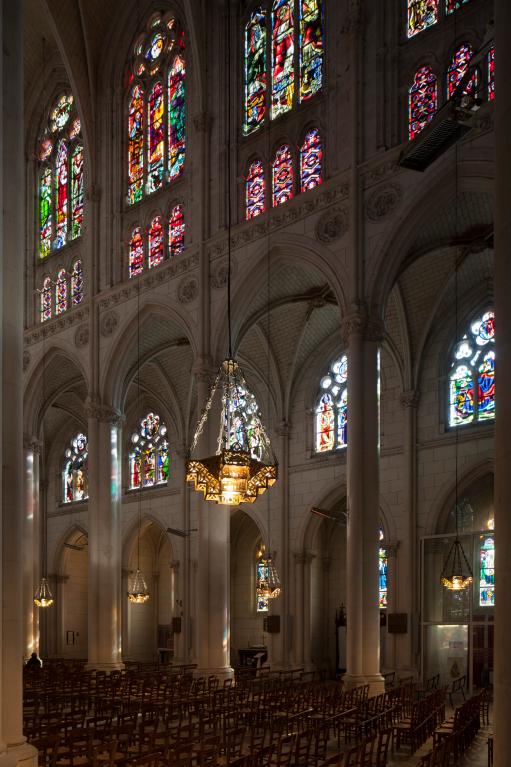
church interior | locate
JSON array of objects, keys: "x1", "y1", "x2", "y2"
[{"x1": 0, "y1": 0, "x2": 509, "y2": 765}]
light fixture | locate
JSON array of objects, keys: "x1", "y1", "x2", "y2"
[
  {"x1": 256, "y1": 548, "x2": 282, "y2": 602},
  {"x1": 34, "y1": 576, "x2": 54, "y2": 608},
  {"x1": 128, "y1": 568, "x2": 150, "y2": 604},
  {"x1": 187, "y1": 360, "x2": 277, "y2": 505},
  {"x1": 440, "y1": 534, "x2": 473, "y2": 592}
]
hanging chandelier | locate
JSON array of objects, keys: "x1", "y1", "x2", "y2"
[
  {"x1": 34, "y1": 576, "x2": 54, "y2": 608},
  {"x1": 257, "y1": 555, "x2": 282, "y2": 600},
  {"x1": 128, "y1": 568, "x2": 150, "y2": 603},
  {"x1": 187, "y1": 359, "x2": 277, "y2": 506},
  {"x1": 440, "y1": 525, "x2": 473, "y2": 592}
]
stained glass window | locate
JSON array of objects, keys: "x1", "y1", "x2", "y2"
[
  {"x1": 246, "y1": 160, "x2": 266, "y2": 220},
  {"x1": 128, "y1": 85, "x2": 144, "y2": 205},
  {"x1": 147, "y1": 82, "x2": 165, "y2": 193},
  {"x1": 488, "y1": 46, "x2": 495, "y2": 101},
  {"x1": 272, "y1": 145, "x2": 294, "y2": 206},
  {"x1": 479, "y1": 535, "x2": 494, "y2": 607},
  {"x1": 447, "y1": 44, "x2": 478, "y2": 99},
  {"x1": 129, "y1": 412, "x2": 169, "y2": 489},
  {"x1": 300, "y1": 128, "x2": 323, "y2": 192},
  {"x1": 56, "y1": 268, "x2": 67, "y2": 315},
  {"x1": 63, "y1": 433, "x2": 88, "y2": 503},
  {"x1": 149, "y1": 216, "x2": 164, "y2": 268},
  {"x1": 129, "y1": 227, "x2": 145, "y2": 278},
  {"x1": 41, "y1": 277, "x2": 52, "y2": 323},
  {"x1": 244, "y1": 9, "x2": 267, "y2": 134},
  {"x1": 71, "y1": 144, "x2": 84, "y2": 239},
  {"x1": 37, "y1": 92, "x2": 84, "y2": 258},
  {"x1": 449, "y1": 310, "x2": 495, "y2": 427},
  {"x1": 379, "y1": 528, "x2": 388, "y2": 610},
  {"x1": 169, "y1": 205, "x2": 185, "y2": 256},
  {"x1": 71, "y1": 260, "x2": 84, "y2": 305},
  {"x1": 299, "y1": 1, "x2": 323, "y2": 101},
  {"x1": 407, "y1": 0, "x2": 438, "y2": 38},
  {"x1": 315, "y1": 355, "x2": 348, "y2": 452},
  {"x1": 257, "y1": 556, "x2": 270, "y2": 612},
  {"x1": 446, "y1": 0, "x2": 470, "y2": 13},
  {"x1": 409, "y1": 66, "x2": 437, "y2": 140},
  {"x1": 39, "y1": 167, "x2": 53, "y2": 258},
  {"x1": 168, "y1": 55, "x2": 186, "y2": 180},
  {"x1": 272, "y1": 0, "x2": 295, "y2": 119},
  {"x1": 54, "y1": 141, "x2": 68, "y2": 250}
]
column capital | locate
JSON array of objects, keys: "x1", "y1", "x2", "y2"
[
  {"x1": 170, "y1": 560, "x2": 180, "y2": 572},
  {"x1": 23, "y1": 435, "x2": 41, "y2": 453},
  {"x1": 341, "y1": 305, "x2": 385, "y2": 344},
  {"x1": 294, "y1": 550, "x2": 315, "y2": 565},
  {"x1": 400, "y1": 389, "x2": 421, "y2": 409},
  {"x1": 192, "y1": 359, "x2": 218, "y2": 386},
  {"x1": 277, "y1": 420, "x2": 291, "y2": 438},
  {"x1": 85, "y1": 397, "x2": 125, "y2": 426},
  {"x1": 385, "y1": 541, "x2": 399, "y2": 558}
]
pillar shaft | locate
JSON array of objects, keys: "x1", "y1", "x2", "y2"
[
  {"x1": 23, "y1": 440, "x2": 40, "y2": 659},
  {"x1": 494, "y1": 2, "x2": 511, "y2": 762},
  {"x1": 343, "y1": 311, "x2": 384, "y2": 694},
  {"x1": 86, "y1": 404, "x2": 124, "y2": 670}
]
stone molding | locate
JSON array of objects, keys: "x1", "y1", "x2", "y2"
[
  {"x1": 23, "y1": 435, "x2": 41, "y2": 453},
  {"x1": 178, "y1": 276, "x2": 199, "y2": 303},
  {"x1": 84, "y1": 397, "x2": 124, "y2": 426},
  {"x1": 341, "y1": 307, "x2": 385, "y2": 344},
  {"x1": 315, "y1": 206, "x2": 349, "y2": 243},
  {"x1": 24, "y1": 306, "x2": 90, "y2": 347},
  {"x1": 365, "y1": 184, "x2": 402, "y2": 222},
  {"x1": 74, "y1": 324, "x2": 89, "y2": 348},
  {"x1": 400, "y1": 389, "x2": 421, "y2": 409},
  {"x1": 100, "y1": 310, "x2": 119, "y2": 337}
]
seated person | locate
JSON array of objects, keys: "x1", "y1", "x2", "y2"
[{"x1": 25, "y1": 652, "x2": 42, "y2": 669}]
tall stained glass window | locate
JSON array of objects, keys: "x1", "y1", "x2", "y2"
[
  {"x1": 246, "y1": 160, "x2": 266, "y2": 220},
  {"x1": 315, "y1": 355, "x2": 348, "y2": 452},
  {"x1": 447, "y1": 43, "x2": 478, "y2": 99},
  {"x1": 37, "y1": 93, "x2": 84, "y2": 257},
  {"x1": 244, "y1": 9, "x2": 267, "y2": 134},
  {"x1": 71, "y1": 260, "x2": 84, "y2": 305},
  {"x1": 129, "y1": 412, "x2": 169, "y2": 489},
  {"x1": 446, "y1": 0, "x2": 470, "y2": 13},
  {"x1": 169, "y1": 204, "x2": 185, "y2": 256},
  {"x1": 488, "y1": 46, "x2": 495, "y2": 101},
  {"x1": 300, "y1": 128, "x2": 322, "y2": 191},
  {"x1": 449, "y1": 310, "x2": 495, "y2": 427},
  {"x1": 299, "y1": 1, "x2": 323, "y2": 102},
  {"x1": 409, "y1": 66, "x2": 437, "y2": 140},
  {"x1": 149, "y1": 216, "x2": 164, "y2": 268},
  {"x1": 56, "y1": 268, "x2": 68, "y2": 315},
  {"x1": 129, "y1": 227, "x2": 145, "y2": 278},
  {"x1": 272, "y1": 145, "x2": 294, "y2": 206},
  {"x1": 479, "y1": 535, "x2": 495, "y2": 607},
  {"x1": 127, "y1": 13, "x2": 186, "y2": 203},
  {"x1": 41, "y1": 277, "x2": 52, "y2": 323},
  {"x1": 271, "y1": 1, "x2": 295, "y2": 118},
  {"x1": 63, "y1": 433, "x2": 88, "y2": 503},
  {"x1": 256, "y1": 554, "x2": 270, "y2": 612},
  {"x1": 407, "y1": 0, "x2": 439, "y2": 38},
  {"x1": 379, "y1": 528, "x2": 388, "y2": 610},
  {"x1": 147, "y1": 82, "x2": 165, "y2": 193}
]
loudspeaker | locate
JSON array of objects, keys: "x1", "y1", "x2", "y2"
[
  {"x1": 388, "y1": 613, "x2": 408, "y2": 634},
  {"x1": 263, "y1": 615, "x2": 280, "y2": 633},
  {"x1": 172, "y1": 616, "x2": 182, "y2": 634}
]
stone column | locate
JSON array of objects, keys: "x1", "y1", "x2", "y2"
[
  {"x1": 342, "y1": 310, "x2": 385, "y2": 695},
  {"x1": 0, "y1": 1, "x2": 37, "y2": 762},
  {"x1": 22, "y1": 438, "x2": 40, "y2": 659},
  {"x1": 170, "y1": 561, "x2": 183, "y2": 662},
  {"x1": 292, "y1": 553, "x2": 305, "y2": 667},
  {"x1": 302, "y1": 551, "x2": 315, "y2": 670},
  {"x1": 86, "y1": 402, "x2": 124, "y2": 670},
  {"x1": 494, "y1": 2, "x2": 511, "y2": 763}
]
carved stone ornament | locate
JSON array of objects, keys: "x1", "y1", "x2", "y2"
[
  {"x1": 74, "y1": 324, "x2": 89, "y2": 348},
  {"x1": 177, "y1": 276, "x2": 199, "y2": 304},
  {"x1": 366, "y1": 184, "x2": 402, "y2": 222},
  {"x1": 23, "y1": 351, "x2": 30, "y2": 372},
  {"x1": 211, "y1": 256, "x2": 237, "y2": 289},
  {"x1": 400, "y1": 389, "x2": 421, "y2": 409},
  {"x1": 341, "y1": 308, "x2": 385, "y2": 344},
  {"x1": 100, "y1": 311, "x2": 119, "y2": 337},
  {"x1": 84, "y1": 397, "x2": 125, "y2": 427},
  {"x1": 316, "y1": 206, "x2": 349, "y2": 243}
]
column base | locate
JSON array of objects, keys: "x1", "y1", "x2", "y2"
[
  {"x1": 194, "y1": 666, "x2": 234, "y2": 681},
  {"x1": 342, "y1": 673, "x2": 385, "y2": 697},
  {"x1": 0, "y1": 742, "x2": 38, "y2": 767},
  {"x1": 84, "y1": 662, "x2": 125, "y2": 672}
]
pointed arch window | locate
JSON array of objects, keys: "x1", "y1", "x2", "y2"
[
  {"x1": 37, "y1": 94, "x2": 84, "y2": 257},
  {"x1": 246, "y1": 160, "x2": 266, "y2": 220},
  {"x1": 169, "y1": 204, "x2": 185, "y2": 256},
  {"x1": 449, "y1": 310, "x2": 495, "y2": 427},
  {"x1": 409, "y1": 66, "x2": 437, "y2": 140},
  {"x1": 447, "y1": 43, "x2": 478, "y2": 99},
  {"x1": 257, "y1": 552, "x2": 270, "y2": 613},
  {"x1": 488, "y1": 46, "x2": 495, "y2": 101},
  {"x1": 129, "y1": 227, "x2": 145, "y2": 278},
  {"x1": 300, "y1": 128, "x2": 323, "y2": 192},
  {"x1": 71, "y1": 260, "x2": 84, "y2": 305},
  {"x1": 272, "y1": 145, "x2": 294, "y2": 206},
  {"x1": 56, "y1": 268, "x2": 68, "y2": 315},
  {"x1": 379, "y1": 528, "x2": 388, "y2": 609},
  {"x1": 315, "y1": 355, "x2": 348, "y2": 453},
  {"x1": 129, "y1": 412, "x2": 169, "y2": 489},
  {"x1": 479, "y1": 533, "x2": 495, "y2": 607},
  {"x1": 407, "y1": 0, "x2": 438, "y2": 38},
  {"x1": 127, "y1": 14, "x2": 186, "y2": 204},
  {"x1": 63, "y1": 433, "x2": 89, "y2": 503},
  {"x1": 149, "y1": 216, "x2": 164, "y2": 268},
  {"x1": 243, "y1": 1, "x2": 323, "y2": 134},
  {"x1": 41, "y1": 277, "x2": 52, "y2": 323}
]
